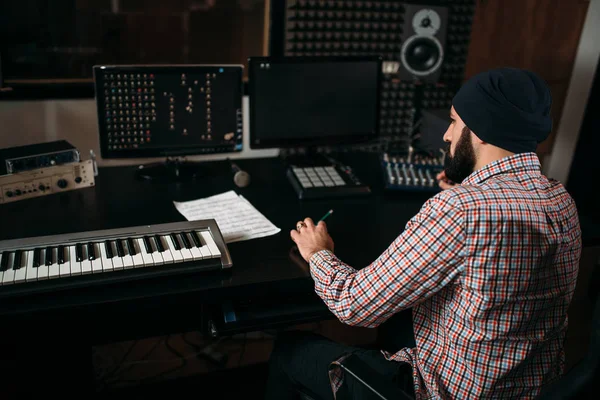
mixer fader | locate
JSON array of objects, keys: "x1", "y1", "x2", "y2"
[{"x1": 381, "y1": 149, "x2": 445, "y2": 193}]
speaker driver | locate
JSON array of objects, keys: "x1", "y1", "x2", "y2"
[{"x1": 401, "y1": 35, "x2": 444, "y2": 76}]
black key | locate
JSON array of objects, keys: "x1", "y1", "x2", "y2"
[
  {"x1": 33, "y1": 248, "x2": 41, "y2": 268},
  {"x1": 142, "y1": 236, "x2": 153, "y2": 253},
  {"x1": 1, "y1": 252, "x2": 10, "y2": 271},
  {"x1": 154, "y1": 235, "x2": 165, "y2": 252},
  {"x1": 170, "y1": 233, "x2": 181, "y2": 250},
  {"x1": 45, "y1": 246, "x2": 53, "y2": 266},
  {"x1": 104, "y1": 240, "x2": 114, "y2": 258},
  {"x1": 116, "y1": 240, "x2": 125, "y2": 257},
  {"x1": 126, "y1": 238, "x2": 136, "y2": 256},
  {"x1": 57, "y1": 245, "x2": 65, "y2": 264},
  {"x1": 13, "y1": 250, "x2": 22, "y2": 270},
  {"x1": 190, "y1": 231, "x2": 202, "y2": 248},
  {"x1": 87, "y1": 242, "x2": 96, "y2": 260},
  {"x1": 76, "y1": 244, "x2": 83, "y2": 262},
  {"x1": 179, "y1": 232, "x2": 192, "y2": 249}
]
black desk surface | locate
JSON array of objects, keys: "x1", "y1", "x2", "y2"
[{"x1": 1, "y1": 152, "x2": 598, "y2": 344}]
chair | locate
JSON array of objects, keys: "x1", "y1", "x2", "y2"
[{"x1": 299, "y1": 293, "x2": 600, "y2": 400}]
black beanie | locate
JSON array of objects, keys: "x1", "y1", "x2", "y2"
[{"x1": 452, "y1": 68, "x2": 553, "y2": 154}]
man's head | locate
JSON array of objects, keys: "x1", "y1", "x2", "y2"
[{"x1": 442, "y1": 68, "x2": 553, "y2": 183}]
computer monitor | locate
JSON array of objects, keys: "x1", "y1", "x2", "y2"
[
  {"x1": 93, "y1": 64, "x2": 243, "y2": 181},
  {"x1": 248, "y1": 56, "x2": 382, "y2": 151},
  {"x1": 248, "y1": 56, "x2": 382, "y2": 200}
]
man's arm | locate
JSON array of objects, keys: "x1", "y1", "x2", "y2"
[{"x1": 309, "y1": 194, "x2": 466, "y2": 328}]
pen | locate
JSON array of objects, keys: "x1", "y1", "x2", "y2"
[{"x1": 319, "y1": 209, "x2": 334, "y2": 222}]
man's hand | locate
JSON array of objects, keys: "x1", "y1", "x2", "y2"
[
  {"x1": 290, "y1": 217, "x2": 334, "y2": 263},
  {"x1": 436, "y1": 170, "x2": 458, "y2": 190}
]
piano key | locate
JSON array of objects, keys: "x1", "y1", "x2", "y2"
[
  {"x1": 36, "y1": 248, "x2": 49, "y2": 280},
  {"x1": 13, "y1": 250, "x2": 22, "y2": 270},
  {"x1": 200, "y1": 231, "x2": 221, "y2": 257},
  {"x1": 33, "y1": 248, "x2": 41, "y2": 268},
  {"x1": 194, "y1": 232, "x2": 212, "y2": 259},
  {"x1": 104, "y1": 240, "x2": 114, "y2": 258},
  {"x1": 185, "y1": 233, "x2": 204, "y2": 260},
  {"x1": 142, "y1": 236, "x2": 153, "y2": 253},
  {"x1": 98, "y1": 242, "x2": 113, "y2": 272},
  {"x1": 91, "y1": 243, "x2": 103, "y2": 273},
  {"x1": 57, "y1": 245, "x2": 65, "y2": 264},
  {"x1": 110, "y1": 240, "x2": 124, "y2": 270},
  {"x1": 147, "y1": 236, "x2": 164, "y2": 265},
  {"x1": 87, "y1": 242, "x2": 96, "y2": 260},
  {"x1": 69, "y1": 246, "x2": 82, "y2": 275},
  {"x1": 0, "y1": 251, "x2": 9, "y2": 272},
  {"x1": 14, "y1": 251, "x2": 28, "y2": 283},
  {"x1": 59, "y1": 246, "x2": 71, "y2": 277},
  {"x1": 48, "y1": 247, "x2": 60, "y2": 279},
  {"x1": 126, "y1": 238, "x2": 137, "y2": 256},
  {"x1": 190, "y1": 231, "x2": 202, "y2": 248},
  {"x1": 165, "y1": 235, "x2": 184, "y2": 263},
  {"x1": 154, "y1": 235, "x2": 165, "y2": 252},
  {"x1": 80, "y1": 245, "x2": 93, "y2": 274},
  {"x1": 136, "y1": 238, "x2": 154, "y2": 266},
  {"x1": 179, "y1": 232, "x2": 192, "y2": 249},
  {"x1": 76, "y1": 243, "x2": 84, "y2": 262},
  {"x1": 120, "y1": 240, "x2": 134, "y2": 269},
  {"x1": 178, "y1": 240, "x2": 194, "y2": 263},
  {"x1": 157, "y1": 236, "x2": 173, "y2": 264},
  {"x1": 130, "y1": 239, "x2": 145, "y2": 267},
  {"x1": 45, "y1": 246, "x2": 54, "y2": 266},
  {"x1": 170, "y1": 233, "x2": 181, "y2": 250},
  {"x1": 116, "y1": 240, "x2": 125, "y2": 257},
  {"x1": 2, "y1": 252, "x2": 15, "y2": 284},
  {"x1": 25, "y1": 250, "x2": 37, "y2": 282}
]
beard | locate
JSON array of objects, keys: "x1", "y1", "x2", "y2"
[{"x1": 444, "y1": 126, "x2": 476, "y2": 184}]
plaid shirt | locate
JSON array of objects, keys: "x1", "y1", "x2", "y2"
[{"x1": 309, "y1": 153, "x2": 582, "y2": 399}]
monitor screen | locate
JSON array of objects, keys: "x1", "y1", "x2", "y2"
[
  {"x1": 93, "y1": 64, "x2": 244, "y2": 159},
  {"x1": 248, "y1": 56, "x2": 382, "y2": 149}
]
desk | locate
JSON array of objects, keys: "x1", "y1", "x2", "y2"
[{"x1": 1, "y1": 152, "x2": 598, "y2": 396}]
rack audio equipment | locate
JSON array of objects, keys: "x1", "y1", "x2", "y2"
[
  {"x1": 380, "y1": 149, "x2": 444, "y2": 192},
  {"x1": 0, "y1": 160, "x2": 95, "y2": 204},
  {"x1": 0, "y1": 140, "x2": 80, "y2": 175}
]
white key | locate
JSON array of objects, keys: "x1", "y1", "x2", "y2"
[
  {"x1": 185, "y1": 233, "x2": 204, "y2": 260},
  {"x1": 59, "y1": 247, "x2": 71, "y2": 277},
  {"x1": 177, "y1": 236, "x2": 194, "y2": 263},
  {"x1": 37, "y1": 249, "x2": 49, "y2": 280},
  {"x1": 148, "y1": 237, "x2": 164, "y2": 265},
  {"x1": 99, "y1": 242, "x2": 113, "y2": 272},
  {"x1": 48, "y1": 248, "x2": 60, "y2": 279},
  {"x1": 130, "y1": 239, "x2": 145, "y2": 267},
  {"x1": 121, "y1": 240, "x2": 134, "y2": 269},
  {"x1": 80, "y1": 245, "x2": 92, "y2": 275},
  {"x1": 200, "y1": 231, "x2": 221, "y2": 257},
  {"x1": 25, "y1": 250, "x2": 37, "y2": 282},
  {"x1": 193, "y1": 232, "x2": 212, "y2": 259},
  {"x1": 137, "y1": 238, "x2": 154, "y2": 266},
  {"x1": 91, "y1": 243, "x2": 103, "y2": 273},
  {"x1": 165, "y1": 236, "x2": 184, "y2": 263},
  {"x1": 2, "y1": 252, "x2": 16, "y2": 285},
  {"x1": 69, "y1": 246, "x2": 82, "y2": 275},
  {"x1": 110, "y1": 241, "x2": 124, "y2": 270},
  {"x1": 158, "y1": 236, "x2": 174, "y2": 264}
]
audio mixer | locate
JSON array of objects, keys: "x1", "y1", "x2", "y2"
[{"x1": 381, "y1": 149, "x2": 445, "y2": 193}]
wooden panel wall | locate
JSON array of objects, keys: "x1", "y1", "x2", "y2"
[{"x1": 464, "y1": 0, "x2": 590, "y2": 159}]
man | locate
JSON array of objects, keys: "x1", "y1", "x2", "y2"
[{"x1": 264, "y1": 68, "x2": 582, "y2": 399}]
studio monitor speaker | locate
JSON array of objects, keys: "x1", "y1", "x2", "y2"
[{"x1": 398, "y1": 4, "x2": 448, "y2": 83}]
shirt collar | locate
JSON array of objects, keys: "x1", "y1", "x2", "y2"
[{"x1": 462, "y1": 152, "x2": 542, "y2": 186}]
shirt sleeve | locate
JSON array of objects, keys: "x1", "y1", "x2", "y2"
[{"x1": 308, "y1": 193, "x2": 466, "y2": 328}]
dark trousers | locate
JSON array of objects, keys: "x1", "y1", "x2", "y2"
[{"x1": 264, "y1": 313, "x2": 416, "y2": 400}]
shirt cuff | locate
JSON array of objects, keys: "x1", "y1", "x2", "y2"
[{"x1": 309, "y1": 249, "x2": 357, "y2": 281}]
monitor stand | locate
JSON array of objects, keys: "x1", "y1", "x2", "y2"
[{"x1": 135, "y1": 157, "x2": 206, "y2": 182}]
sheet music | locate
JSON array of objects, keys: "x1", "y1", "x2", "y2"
[{"x1": 173, "y1": 191, "x2": 281, "y2": 243}]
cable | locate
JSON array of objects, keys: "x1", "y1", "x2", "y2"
[{"x1": 95, "y1": 339, "x2": 139, "y2": 391}]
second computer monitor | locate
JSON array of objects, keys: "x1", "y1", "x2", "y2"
[{"x1": 248, "y1": 56, "x2": 382, "y2": 149}]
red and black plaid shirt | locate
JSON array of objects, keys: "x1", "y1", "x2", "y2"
[{"x1": 310, "y1": 153, "x2": 582, "y2": 399}]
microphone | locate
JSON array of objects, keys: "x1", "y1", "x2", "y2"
[{"x1": 229, "y1": 159, "x2": 251, "y2": 188}]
